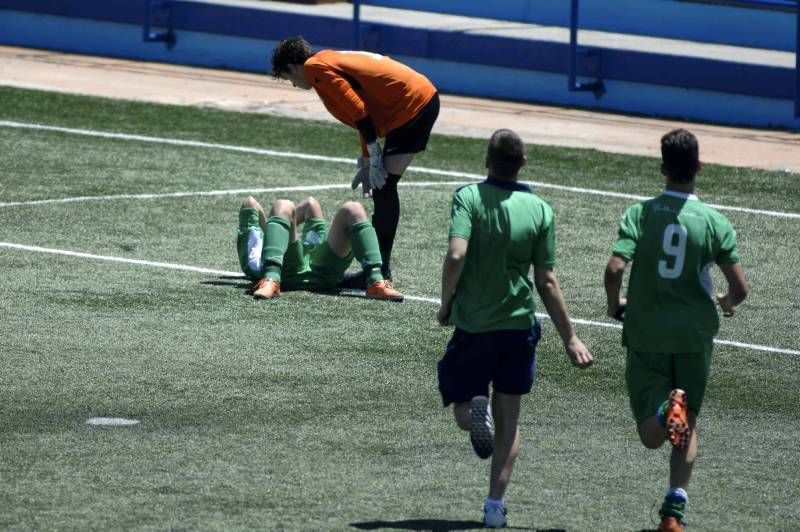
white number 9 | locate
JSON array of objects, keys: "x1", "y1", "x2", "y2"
[{"x1": 658, "y1": 224, "x2": 687, "y2": 279}]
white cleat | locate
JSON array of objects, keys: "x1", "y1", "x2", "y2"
[{"x1": 483, "y1": 505, "x2": 507, "y2": 528}]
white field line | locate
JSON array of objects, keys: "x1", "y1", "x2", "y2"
[
  {"x1": 2, "y1": 241, "x2": 798, "y2": 357},
  {"x1": 2, "y1": 120, "x2": 799, "y2": 220},
  {"x1": 0, "y1": 182, "x2": 467, "y2": 208}
]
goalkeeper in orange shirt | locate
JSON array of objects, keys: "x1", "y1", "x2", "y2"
[{"x1": 270, "y1": 36, "x2": 440, "y2": 289}]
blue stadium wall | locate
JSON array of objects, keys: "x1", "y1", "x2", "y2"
[{"x1": 0, "y1": 0, "x2": 798, "y2": 131}]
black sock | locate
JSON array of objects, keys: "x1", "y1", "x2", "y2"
[{"x1": 372, "y1": 173, "x2": 401, "y2": 275}]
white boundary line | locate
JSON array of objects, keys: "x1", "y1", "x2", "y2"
[
  {"x1": 2, "y1": 120, "x2": 799, "y2": 220},
  {"x1": 2, "y1": 241, "x2": 798, "y2": 357},
  {"x1": 0, "y1": 182, "x2": 469, "y2": 208}
]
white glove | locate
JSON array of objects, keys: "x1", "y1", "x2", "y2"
[
  {"x1": 366, "y1": 141, "x2": 388, "y2": 190},
  {"x1": 351, "y1": 157, "x2": 372, "y2": 197}
]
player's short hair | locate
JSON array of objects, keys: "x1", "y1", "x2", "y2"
[
  {"x1": 661, "y1": 129, "x2": 699, "y2": 183},
  {"x1": 270, "y1": 36, "x2": 314, "y2": 78},
  {"x1": 486, "y1": 129, "x2": 525, "y2": 179}
]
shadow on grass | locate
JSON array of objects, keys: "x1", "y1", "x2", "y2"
[
  {"x1": 202, "y1": 276, "x2": 370, "y2": 299},
  {"x1": 350, "y1": 519, "x2": 558, "y2": 531}
]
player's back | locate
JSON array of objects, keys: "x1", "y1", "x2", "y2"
[
  {"x1": 619, "y1": 191, "x2": 738, "y2": 351},
  {"x1": 449, "y1": 178, "x2": 555, "y2": 333},
  {"x1": 304, "y1": 50, "x2": 436, "y2": 136}
]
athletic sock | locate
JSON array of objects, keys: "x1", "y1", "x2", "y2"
[
  {"x1": 660, "y1": 488, "x2": 688, "y2": 520},
  {"x1": 371, "y1": 173, "x2": 401, "y2": 275},
  {"x1": 349, "y1": 220, "x2": 383, "y2": 285},
  {"x1": 484, "y1": 496, "x2": 505, "y2": 510},
  {"x1": 656, "y1": 399, "x2": 670, "y2": 427},
  {"x1": 262, "y1": 215, "x2": 291, "y2": 282}
]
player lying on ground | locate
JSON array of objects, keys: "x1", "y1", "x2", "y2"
[
  {"x1": 237, "y1": 195, "x2": 403, "y2": 301},
  {"x1": 604, "y1": 128, "x2": 748, "y2": 532},
  {"x1": 270, "y1": 36, "x2": 440, "y2": 288},
  {"x1": 436, "y1": 129, "x2": 593, "y2": 528}
]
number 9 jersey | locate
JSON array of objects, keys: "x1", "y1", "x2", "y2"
[{"x1": 611, "y1": 190, "x2": 740, "y2": 352}]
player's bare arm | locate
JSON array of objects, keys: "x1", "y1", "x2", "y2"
[
  {"x1": 605, "y1": 254, "x2": 629, "y2": 320},
  {"x1": 716, "y1": 261, "x2": 749, "y2": 317},
  {"x1": 533, "y1": 266, "x2": 593, "y2": 368},
  {"x1": 438, "y1": 236, "x2": 468, "y2": 326}
]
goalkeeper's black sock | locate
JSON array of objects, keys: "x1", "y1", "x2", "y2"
[{"x1": 372, "y1": 173, "x2": 401, "y2": 277}]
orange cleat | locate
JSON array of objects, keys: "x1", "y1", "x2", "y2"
[
  {"x1": 366, "y1": 279, "x2": 404, "y2": 302},
  {"x1": 253, "y1": 277, "x2": 280, "y2": 299},
  {"x1": 658, "y1": 516, "x2": 685, "y2": 532},
  {"x1": 666, "y1": 389, "x2": 690, "y2": 449}
]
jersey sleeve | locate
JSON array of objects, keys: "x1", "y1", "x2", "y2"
[
  {"x1": 715, "y1": 217, "x2": 740, "y2": 265},
  {"x1": 532, "y1": 204, "x2": 556, "y2": 268},
  {"x1": 305, "y1": 62, "x2": 369, "y2": 124},
  {"x1": 448, "y1": 188, "x2": 473, "y2": 241},
  {"x1": 611, "y1": 204, "x2": 641, "y2": 261}
]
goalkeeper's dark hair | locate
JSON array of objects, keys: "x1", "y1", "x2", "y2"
[
  {"x1": 661, "y1": 128, "x2": 699, "y2": 183},
  {"x1": 486, "y1": 129, "x2": 525, "y2": 179},
  {"x1": 270, "y1": 36, "x2": 314, "y2": 78}
]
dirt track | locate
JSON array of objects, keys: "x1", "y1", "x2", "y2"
[{"x1": 1, "y1": 45, "x2": 798, "y2": 173}]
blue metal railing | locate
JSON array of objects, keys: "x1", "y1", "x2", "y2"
[
  {"x1": 796, "y1": 3, "x2": 799, "y2": 117},
  {"x1": 568, "y1": 0, "x2": 604, "y2": 97},
  {"x1": 351, "y1": 0, "x2": 798, "y2": 115}
]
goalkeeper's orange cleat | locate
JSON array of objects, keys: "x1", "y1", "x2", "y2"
[
  {"x1": 658, "y1": 516, "x2": 685, "y2": 532},
  {"x1": 366, "y1": 280, "x2": 404, "y2": 302},
  {"x1": 253, "y1": 277, "x2": 280, "y2": 299},
  {"x1": 666, "y1": 389, "x2": 690, "y2": 449}
]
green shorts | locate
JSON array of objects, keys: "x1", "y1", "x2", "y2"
[
  {"x1": 236, "y1": 209, "x2": 353, "y2": 291},
  {"x1": 625, "y1": 344, "x2": 713, "y2": 424}
]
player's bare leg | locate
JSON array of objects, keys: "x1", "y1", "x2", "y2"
[{"x1": 240, "y1": 196, "x2": 267, "y2": 230}]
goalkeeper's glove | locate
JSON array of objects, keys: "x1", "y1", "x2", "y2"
[
  {"x1": 366, "y1": 141, "x2": 388, "y2": 190},
  {"x1": 351, "y1": 157, "x2": 372, "y2": 197}
]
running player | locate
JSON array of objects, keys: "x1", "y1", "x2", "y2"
[
  {"x1": 237, "y1": 195, "x2": 403, "y2": 301},
  {"x1": 437, "y1": 129, "x2": 593, "y2": 528},
  {"x1": 604, "y1": 129, "x2": 748, "y2": 532},
  {"x1": 270, "y1": 36, "x2": 440, "y2": 288}
]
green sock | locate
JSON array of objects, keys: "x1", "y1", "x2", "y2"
[
  {"x1": 656, "y1": 399, "x2": 669, "y2": 427},
  {"x1": 660, "y1": 488, "x2": 687, "y2": 520},
  {"x1": 262, "y1": 215, "x2": 291, "y2": 282},
  {"x1": 349, "y1": 220, "x2": 383, "y2": 285}
]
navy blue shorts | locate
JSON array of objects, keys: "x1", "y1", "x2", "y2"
[{"x1": 437, "y1": 322, "x2": 541, "y2": 407}]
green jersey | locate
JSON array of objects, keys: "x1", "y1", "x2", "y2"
[
  {"x1": 448, "y1": 177, "x2": 556, "y2": 333},
  {"x1": 612, "y1": 191, "x2": 740, "y2": 352}
]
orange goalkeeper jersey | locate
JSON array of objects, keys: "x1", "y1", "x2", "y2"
[{"x1": 303, "y1": 50, "x2": 436, "y2": 145}]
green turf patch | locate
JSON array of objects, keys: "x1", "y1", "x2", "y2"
[{"x1": 1, "y1": 86, "x2": 799, "y2": 530}]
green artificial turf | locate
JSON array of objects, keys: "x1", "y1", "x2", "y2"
[{"x1": 1, "y1": 86, "x2": 798, "y2": 530}]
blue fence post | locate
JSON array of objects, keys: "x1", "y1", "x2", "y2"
[
  {"x1": 568, "y1": 0, "x2": 604, "y2": 97},
  {"x1": 143, "y1": 0, "x2": 176, "y2": 48},
  {"x1": 795, "y1": 0, "x2": 799, "y2": 117},
  {"x1": 353, "y1": 0, "x2": 361, "y2": 49}
]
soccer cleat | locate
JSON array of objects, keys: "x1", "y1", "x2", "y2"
[
  {"x1": 658, "y1": 516, "x2": 685, "y2": 532},
  {"x1": 666, "y1": 389, "x2": 690, "y2": 449},
  {"x1": 252, "y1": 277, "x2": 280, "y2": 299},
  {"x1": 366, "y1": 280, "x2": 404, "y2": 302},
  {"x1": 483, "y1": 505, "x2": 507, "y2": 528},
  {"x1": 469, "y1": 395, "x2": 494, "y2": 459}
]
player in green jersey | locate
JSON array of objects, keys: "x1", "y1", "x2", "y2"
[
  {"x1": 604, "y1": 129, "x2": 749, "y2": 532},
  {"x1": 437, "y1": 129, "x2": 593, "y2": 528},
  {"x1": 236, "y1": 195, "x2": 402, "y2": 301}
]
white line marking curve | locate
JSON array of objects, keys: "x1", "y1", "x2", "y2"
[
  {"x1": 2, "y1": 120, "x2": 799, "y2": 220},
  {"x1": 1, "y1": 241, "x2": 798, "y2": 357}
]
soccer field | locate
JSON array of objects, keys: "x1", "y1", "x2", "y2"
[{"x1": 1, "y1": 86, "x2": 798, "y2": 530}]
